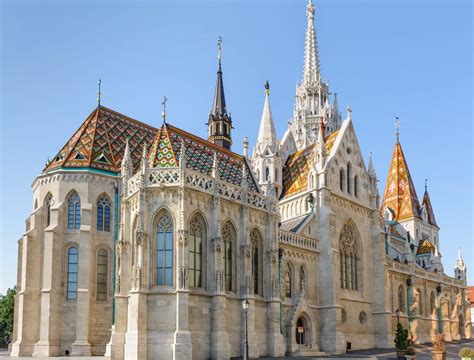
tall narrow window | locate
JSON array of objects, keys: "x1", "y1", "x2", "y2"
[
  {"x1": 97, "y1": 195, "x2": 111, "y2": 232},
  {"x1": 430, "y1": 291, "x2": 436, "y2": 316},
  {"x1": 285, "y1": 264, "x2": 292, "y2": 298},
  {"x1": 221, "y1": 222, "x2": 235, "y2": 292},
  {"x1": 96, "y1": 249, "x2": 108, "y2": 300},
  {"x1": 67, "y1": 247, "x2": 78, "y2": 300},
  {"x1": 339, "y1": 221, "x2": 360, "y2": 290},
  {"x1": 339, "y1": 168, "x2": 345, "y2": 192},
  {"x1": 265, "y1": 167, "x2": 270, "y2": 181},
  {"x1": 156, "y1": 212, "x2": 173, "y2": 286},
  {"x1": 250, "y1": 229, "x2": 262, "y2": 295},
  {"x1": 347, "y1": 163, "x2": 352, "y2": 195},
  {"x1": 417, "y1": 288, "x2": 423, "y2": 316},
  {"x1": 67, "y1": 192, "x2": 81, "y2": 229},
  {"x1": 354, "y1": 175, "x2": 359, "y2": 198},
  {"x1": 398, "y1": 285, "x2": 405, "y2": 313},
  {"x1": 45, "y1": 194, "x2": 53, "y2": 227},
  {"x1": 188, "y1": 214, "x2": 205, "y2": 288}
]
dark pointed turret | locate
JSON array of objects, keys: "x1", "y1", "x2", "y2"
[{"x1": 207, "y1": 36, "x2": 233, "y2": 150}]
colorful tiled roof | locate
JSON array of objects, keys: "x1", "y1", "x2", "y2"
[
  {"x1": 149, "y1": 123, "x2": 259, "y2": 192},
  {"x1": 280, "y1": 131, "x2": 339, "y2": 199},
  {"x1": 381, "y1": 141, "x2": 421, "y2": 222},
  {"x1": 44, "y1": 106, "x2": 156, "y2": 174},
  {"x1": 417, "y1": 239, "x2": 435, "y2": 255},
  {"x1": 422, "y1": 190, "x2": 438, "y2": 227},
  {"x1": 44, "y1": 105, "x2": 259, "y2": 192}
]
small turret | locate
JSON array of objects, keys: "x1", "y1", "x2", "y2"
[
  {"x1": 454, "y1": 247, "x2": 467, "y2": 283},
  {"x1": 243, "y1": 136, "x2": 249, "y2": 158},
  {"x1": 121, "y1": 138, "x2": 133, "y2": 180}
]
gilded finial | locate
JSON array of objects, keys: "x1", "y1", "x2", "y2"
[
  {"x1": 395, "y1": 117, "x2": 400, "y2": 142},
  {"x1": 264, "y1": 80, "x2": 270, "y2": 95},
  {"x1": 161, "y1": 96, "x2": 168, "y2": 123},
  {"x1": 97, "y1": 79, "x2": 102, "y2": 106}
]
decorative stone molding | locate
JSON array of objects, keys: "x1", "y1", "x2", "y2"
[
  {"x1": 241, "y1": 244, "x2": 251, "y2": 258},
  {"x1": 211, "y1": 237, "x2": 222, "y2": 253},
  {"x1": 178, "y1": 266, "x2": 188, "y2": 289},
  {"x1": 177, "y1": 229, "x2": 188, "y2": 247}
]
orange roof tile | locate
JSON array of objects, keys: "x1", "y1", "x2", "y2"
[{"x1": 381, "y1": 142, "x2": 421, "y2": 222}]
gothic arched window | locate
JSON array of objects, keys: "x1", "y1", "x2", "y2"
[
  {"x1": 250, "y1": 229, "x2": 262, "y2": 295},
  {"x1": 430, "y1": 291, "x2": 436, "y2": 316},
  {"x1": 188, "y1": 214, "x2": 205, "y2": 288},
  {"x1": 221, "y1": 221, "x2": 235, "y2": 292},
  {"x1": 339, "y1": 221, "x2": 360, "y2": 290},
  {"x1": 265, "y1": 167, "x2": 270, "y2": 181},
  {"x1": 67, "y1": 247, "x2": 78, "y2": 300},
  {"x1": 156, "y1": 212, "x2": 173, "y2": 286},
  {"x1": 97, "y1": 195, "x2": 112, "y2": 232},
  {"x1": 44, "y1": 193, "x2": 53, "y2": 227},
  {"x1": 96, "y1": 249, "x2": 108, "y2": 300},
  {"x1": 417, "y1": 288, "x2": 423, "y2": 316},
  {"x1": 347, "y1": 163, "x2": 352, "y2": 195},
  {"x1": 354, "y1": 175, "x2": 359, "y2": 198},
  {"x1": 67, "y1": 192, "x2": 81, "y2": 229},
  {"x1": 339, "y1": 168, "x2": 345, "y2": 192},
  {"x1": 398, "y1": 285, "x2": 405, "y2": 313},
  {"x1": 285, "y1": 263, "x2": 293, "y2": 298}
]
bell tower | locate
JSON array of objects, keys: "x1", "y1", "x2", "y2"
[{"x1": 207, "y1": 36, "x2": 233, "y2": 150}]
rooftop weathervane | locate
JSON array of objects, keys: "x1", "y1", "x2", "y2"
[
  {"x1": 217, "y1": 36, "x2": 223, "y2": 64},
  {"x1": 97, "y1": 79, "x2": 102, "y2": 106},
  {"x1": 161, "y1": 96, "x2": 168, "y2": 123},
  {"x1": 395, "y1": 117, "x2": 400, "y2": 142}
]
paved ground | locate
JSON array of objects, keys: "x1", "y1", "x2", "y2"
[{"x1": 0, "y1": 339, "x2": 472, "y2": 359}]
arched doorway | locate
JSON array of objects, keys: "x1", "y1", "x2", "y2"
[
  {"x1": 295, "y1": 315, "x2": 311, "y2": 348},
  {"x1": 459, "y1": 314, "x2": 465, "y2": 339}
]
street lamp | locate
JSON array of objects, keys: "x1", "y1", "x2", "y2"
[
  {"x1": 395, "y1": 308, "x2": 401, "y2": 325},
  {"x1": 242, "y1": 299, "x2": 249, "y2": 360}
]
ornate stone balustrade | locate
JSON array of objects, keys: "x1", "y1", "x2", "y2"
[
  {"x1": 146, "y1": 168, "x2": 180, "y2": 187},
  {"x1": 279, "y1": 230, "x2": 319, "y2": 252},
  {"x1": 126, "y1": 167, "x2": 272, "y2": 212}
]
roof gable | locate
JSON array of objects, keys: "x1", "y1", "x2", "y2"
[{"x1": 422, "y1": 191, "x2": 438, "y2": 227}]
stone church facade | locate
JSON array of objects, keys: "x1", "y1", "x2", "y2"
[{"x1": 10, "y1": 1, "x2": 471, "y2": 359}]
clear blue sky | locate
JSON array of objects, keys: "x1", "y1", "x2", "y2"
[{"x1": 1, "y1": 0, "x2": 472, "y2": 293}]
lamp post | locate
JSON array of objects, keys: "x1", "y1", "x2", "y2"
[
  {"x1": 436, "y1": 285, "x2": 442, "y2": 334},
  {"x1": 242, "y1": 299, "x2": 249, "y2": 360},
  {"x1": 395, "y1": 308, "x2": 401, "y2": 325}
]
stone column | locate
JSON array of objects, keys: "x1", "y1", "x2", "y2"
[
  {"x1": 317, "y1": 198, "x2": 345, "y2": 354},
  {"x1": 123, "y1": 291, "x2": 147, "y2": 360},
  {"x1": 71, "y1": 203, "x2": 92, "y2": 356},
  {"x1": 32, "y1": 222, "x2": 61, "y2": 356},
  {"x1": 10, "y1": 221, "x2": 41, "y2": 357},
  {"x1": 371, "y1": 212, "x2": 392, "y2": 348},
  {"x1": 173, "y1": 188, "x2": 192, "y2": 359}
]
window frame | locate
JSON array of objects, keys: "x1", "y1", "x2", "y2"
[
  {"x1": 155, "y1": 212, "x2": 174, "y2": 287},
  {"x1": 67, "y1": 247, "x2": 78, "y2": 300},
  {"x1": 67, "y1": 192, "x2": 81, "y2": 230}
]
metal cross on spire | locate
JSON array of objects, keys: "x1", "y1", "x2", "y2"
[
  {"x1": 97, "y1": 79, "x2": 102, "y2": 107},
  {"x1": 395, "y1": 117, "x2": 400, "y2": 142},
  {"x1": 161, "y1": 96, "x2": 168, "y2": 123},
  {"x1": 425, "y1": 178, "x2": 428, "y2": 192}
]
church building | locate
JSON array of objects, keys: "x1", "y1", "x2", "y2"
[{"x1": 10, "y1": 1, "x2": 471, "y2": 359}]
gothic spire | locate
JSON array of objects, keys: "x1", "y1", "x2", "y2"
[
  {"x1": 421, "y1": 179, "x2": 438, "y2": 227},
  {"x1": 256, "y1": 81, "x2": 277, "y2": 153},
  {"x1": 302, "y1": 0, "x2": 320, "y2": 86},
  {"x1": 456, "y1": 248, "x2": 466, "y2": 270},
  {"x1": 381, "y1": 139, "x2": 421, "y2": 222},
  {"x1": 208, "y1": 36, "x2": 232, "y2": 150}
]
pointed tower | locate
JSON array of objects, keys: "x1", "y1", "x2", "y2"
[
  {"x1": 290, "y1": 1, "x2": 340, "y2": 150},
  {"x1": 207, "y1": 37, "x2": 232, "y2": 150},
  {"x1": 420, "y1": 180, "x2": 438, "y2": 228},
  {"x1": 454, "y1": 248, "x2": 467, "y2": 283},
  {"x1": 367, "y1": 152, "x2": 379, "y2": 209},
  {"x1": 251, "y1": 81, "x2": 282, "y2": 197}
]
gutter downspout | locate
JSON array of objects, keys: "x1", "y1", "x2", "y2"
[{"x1": 112, "y1": 185, "x2": 119, "y2": 325}]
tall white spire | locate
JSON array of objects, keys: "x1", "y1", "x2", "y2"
[
  {"x1": 456, "y1": 247, "x2": 466, "y2": 270},
  {"x1": 290, "y1": 1, "x2": 340, "y2": 150},
  {"x1": 303, "y1": 0, "x2": 320, "y2": 86},
  {"x1": 255, "y1": 81, "x2": 278, "y2": 153}
]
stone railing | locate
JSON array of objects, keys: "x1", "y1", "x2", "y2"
[
  {"x1": 146, "y1": 168, "x2": 180, "y2": 187},
  {"x1": 127, "y1": 172, "x2": 142, "y2": 196},
  {"x1": 279, "y1": 230, "x2": 319, "y2": 252},
  {"x1": 126, "y1": 167, "x2": 272, "y2": 212}
]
